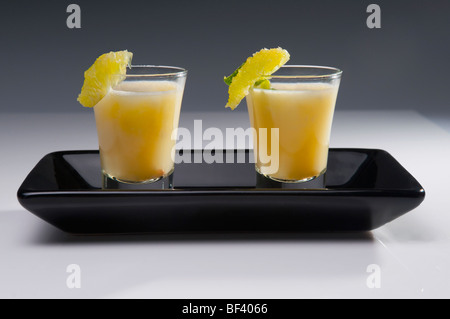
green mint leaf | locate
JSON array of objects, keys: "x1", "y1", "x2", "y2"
[
  {"x1": 254, "y1": 78, "x2": 271, "y2": 89},
  {"x1": 224, "y1": 63, "x2": 244, "y2": 86}
]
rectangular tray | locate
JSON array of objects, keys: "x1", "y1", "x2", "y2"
[{"x1": 17, "y1": 149, "x2": 425, "y2": 234}]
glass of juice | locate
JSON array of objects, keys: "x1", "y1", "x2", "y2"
[
  {"x1": 93, "y1": 65, "x2": 187, "y2": 186},
  {"x1": 246, "y1": 65, "x2": 342, "y2": 183}
]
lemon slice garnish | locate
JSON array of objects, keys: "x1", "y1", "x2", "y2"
[
  {"x1": 224, "y1": 47, "x2": 290, "y2": 110},
  {"x1": 77, "y1": 50, "x2": 133, "y2": 107}
]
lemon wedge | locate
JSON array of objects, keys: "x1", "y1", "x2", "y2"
[
  {"x1": 77, "y1": 50, "x2": 133, "y2": 107},
  {"x1": 224, "y1": 47, "x2": 290, "y2": 110}
]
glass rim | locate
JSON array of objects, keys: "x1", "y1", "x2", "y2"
[
  {"x1": 118, "y1": 65, "x2": 188, "y2": 78},
  {"x1": 270, "y1": 65, "x2": 342, "y2": 79}
]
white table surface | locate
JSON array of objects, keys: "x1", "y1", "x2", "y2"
[{"x1": 1, "y1": 110, "x2": 449, "y2": 299}]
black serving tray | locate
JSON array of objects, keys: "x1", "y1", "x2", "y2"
[{"x1": 17, "y1": 149, "x2": 425, "y2": 234}]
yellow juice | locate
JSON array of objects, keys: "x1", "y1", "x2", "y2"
[
  {"x1": 246, "y1": 82, "x2": 339, "y2": 182},
  {"x1": 94, "y1": 80, "x2": 183, "y2": 183}
]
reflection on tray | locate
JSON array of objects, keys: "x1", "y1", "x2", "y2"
[{"x1": 54, "y1": 149, "x2": 399, "y2": 190}]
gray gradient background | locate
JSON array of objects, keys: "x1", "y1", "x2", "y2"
[{"x1": 1, "y1": 0, "x2": 449, "y2": 115}]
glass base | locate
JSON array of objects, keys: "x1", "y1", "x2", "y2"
[
  {"x1": 102, "y1": 169, "x2": 174, "y2": 190},
  {"x1": 256, "y1": 167, "x2": 326, "y2": 189}
]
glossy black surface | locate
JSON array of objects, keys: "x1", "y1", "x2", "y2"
[{"x1": 17, "y1": 149, "x2": 425, "y2": 234}]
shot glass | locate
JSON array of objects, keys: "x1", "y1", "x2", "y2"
[
  {"x1": 93, "y1": 65, "x2": 187, "y2": 187},
  {"x1": 246, "y1": 65, "x2": 342, "y2": 183}
]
